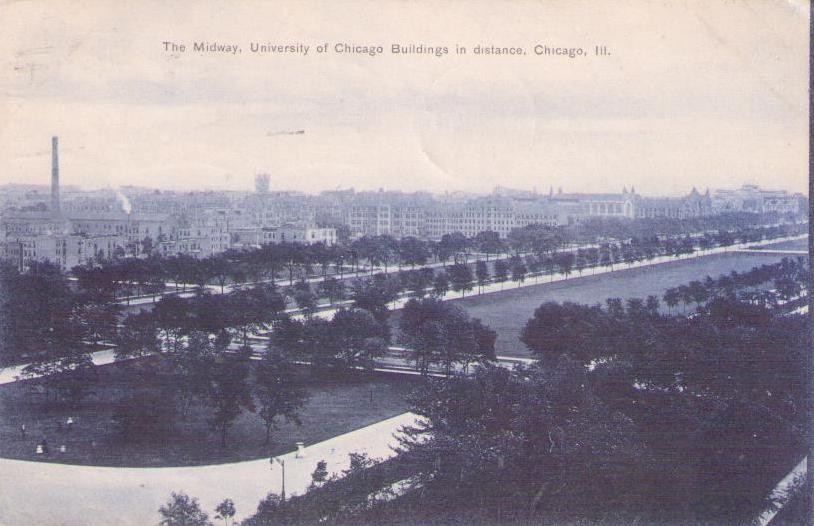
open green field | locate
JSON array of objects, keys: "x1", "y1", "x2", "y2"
[
  {"x1": 418, "y1": 252, "x2": 794, "y2": 357},
  {"x1": 0, "y1": 361, "x2": 417, "y2": 467}
]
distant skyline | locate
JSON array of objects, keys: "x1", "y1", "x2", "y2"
[
  {"x1": 1, "y1": 1, "x2": 809, "y2": 196},
  {"x1": 0, "y1": 178, "x2": 803, "y2": 200}
]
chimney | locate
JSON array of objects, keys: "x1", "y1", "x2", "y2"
[{"x1": 51, "y1": 136, "x2": 60, "y2": 217}]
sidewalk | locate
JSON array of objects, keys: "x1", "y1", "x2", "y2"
[
  {"x1": 0, "y1": 412, "x2": 421, "y2": 526},
  {"x1": 0, "y1": 348, "x2": 119, "y2": 386}
]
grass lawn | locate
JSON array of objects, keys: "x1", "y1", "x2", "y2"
[
  {"x1": 391, "y1": 252, "x2": 794, "y2": 357},
  {"x1": 0, "y1": 360, "x2": 418, "y2": 467}
]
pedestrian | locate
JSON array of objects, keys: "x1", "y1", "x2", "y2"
[
  {"x1": 20, "y1": 423, "x2": 26, "y2": 439},
  {"x1": 66, "y1": 417, "x2": 74, "y2": 432},
  {"x1": 40, "y1": 438, "x2": 49, "y2": 455}
]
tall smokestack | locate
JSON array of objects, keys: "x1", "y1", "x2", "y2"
[{"x1": 51, "y1": 136, "x2": 60, "y2": 217}]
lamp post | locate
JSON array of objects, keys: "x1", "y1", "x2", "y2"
[{"x1": 271, "y1": 457, "x2": 286, "y2": 502}]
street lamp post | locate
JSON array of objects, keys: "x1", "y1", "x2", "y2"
[{"x1": 271, "y1": 457, "x2": 286, "y2": 502}]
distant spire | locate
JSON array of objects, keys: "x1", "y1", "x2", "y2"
[
  {"x1": 630, "y1": 186, "x2": 635, "y2": 194},
  {"x1": 622, "y1": 186, "x2": 628, "y2": 194}
]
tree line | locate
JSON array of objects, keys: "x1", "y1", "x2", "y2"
[
  {"x1": 2, "y1": 216, "x2": 804, "y2": 369},
  {"x1": 662, "y1": 256, "x2": 808, "y2": 313},
  {"x1": 67, "y1": 214, "x2": 805, "y2": 304}
]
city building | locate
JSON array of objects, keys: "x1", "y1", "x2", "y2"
[
  {"x1": 712, "y1": 184, "x2": 807, "y2": 215},
  {"x1": 635, "y1": 188, "x2": 714, "y2": 219}
]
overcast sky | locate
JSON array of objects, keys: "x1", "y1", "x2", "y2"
[{"x1": 0, "y1": 0, "x2": 809, "y2": 196}]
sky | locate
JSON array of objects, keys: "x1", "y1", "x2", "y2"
[{"x1": 0, "y1": 0, "x2": 809, "y2": 196}]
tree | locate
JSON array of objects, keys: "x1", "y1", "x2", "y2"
[
  {"x1": 526, "y1": 255, "x2": 542, "y2": 282},
  {"x1": 575, "y1": 249, "x2": 588, "y2": 276},
  {"x1": 214, "y1": 499, "x2": 236, "y2": 526},
  {"x1": 401, "y1": 298, "x2": 496, "y2": 376},
  {"x1": 687, "y1": 280, "x2": 709, "y2": 308},
  {"x1": 774, "y1": 276, "x2": 802, "y2": 302},
  {"x1": 398, "y1": 237, "x2": 430, "y2": 267},
  {"x1": 663, "y1": 288, "x2": 679, "y2": 314},
  {"x1": 510, "y1": 256, "x2": 527, "y2": 283},
  {"x1": 475, "y1": 260, "x2": 490, "y2": 293},
  {"x1": 351, "y1": 276, "x2": 398, "y2": 323},
  {"x1": 209, "y1": 256, "x2": 231, "y2": 293},
  {"x1": 154, "y1": 295, "x2": 193, "y2": 351},
  {"x1": 555, "y1": 252, "x2": 575, "y2": 278},
  {"x1": 432, "y1": 272, "x2": 450, "y2": 298},
  {"x1": 645, "y1": 295, "x2": 660, "y2": 316},
  {"x1": 2, "y1": 261, "x2": 84, "y2": 365},
  {"x1": 74, "y1": 297, "x2": 121, "y2": 345},
  {"x1": 373, "y1": 235, "x2": 398, "y2": 273},
  {"x1": 318, "y1": 276, "x2": 346, "y2": 305},
  {"x1": 254, "y1": 350, "x2": 309, "y2": 445},
  {"x1": 116, "y1": 311, "x2": 160, "y2": 359},
  {"x1": 403, "y1": 268, "x2": 434, "y2": 298},
  {"x1": 448, "y1": 263, "x2": 474, "y2": 297},
  {"x1": 268, "y1": 315, "x2": 306, "y2": 358},
  {"x1": 474, "y1": 230, "x2": 504, "y2": 260},
  {"x1": 606, "y1": 297, "x2": 625, "y2": 318},
  {"x1": 493, "y1": 260, "x2": 509, "y2": 289},
  {"x1": 206, "y1": 356, "x2": 255, "y2": 448},
  {"x1": 520, "y1": 302, "x2": 607, "y2": 364},
  {"x1": 599, "y1": 244, "x2": 613, "y2": 270},
  {"x1": 293, "y1": 279, "x2": 318, "y2": 315},
  {"x1": 438, "y1": 232, "x2": 469, "y2": 265},
  {"x1": 159, "y1": 492, "x2": 212, "y2": 526},
  {"x1": 229, "y1": 284, "x2": 286, "y2": 345},
  {"x1": 310, "y1": 460, "x2": 329, "y2": 489},
  {"x1": 328, "y1": 308, "x2": 390, "y2": 369}
]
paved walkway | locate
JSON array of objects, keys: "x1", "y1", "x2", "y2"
[
  {"x1": 736, "y1": 249, "x2": 808, "y2": 255},
  {"x1": 0, "y1": 412, "x2": 421, "y2": 526},
  {"x1": 755, "y1": 456, "x2": 807, "y2": 526},
  {"x1": 0, "y1": 349, "x2": 120, "y2": 386}
]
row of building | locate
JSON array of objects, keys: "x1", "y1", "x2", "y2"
[
  {"x1": 340, "y1": 186, "x2": 718, "y2": 239},
  {"x1": 0, "y1": 137, "x2": 806, "y2": 271}
]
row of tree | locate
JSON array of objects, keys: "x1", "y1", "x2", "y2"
[
  {"x1": 662, "y1": 256, "x2": 808, "y2": 313},
  {"x1": 70, "y1": 215, "x2": 806, "y2": 304}
]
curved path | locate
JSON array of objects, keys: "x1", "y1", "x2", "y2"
[{"x1": 0, "y1": 412, "x2": 420, "y2": 526}]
